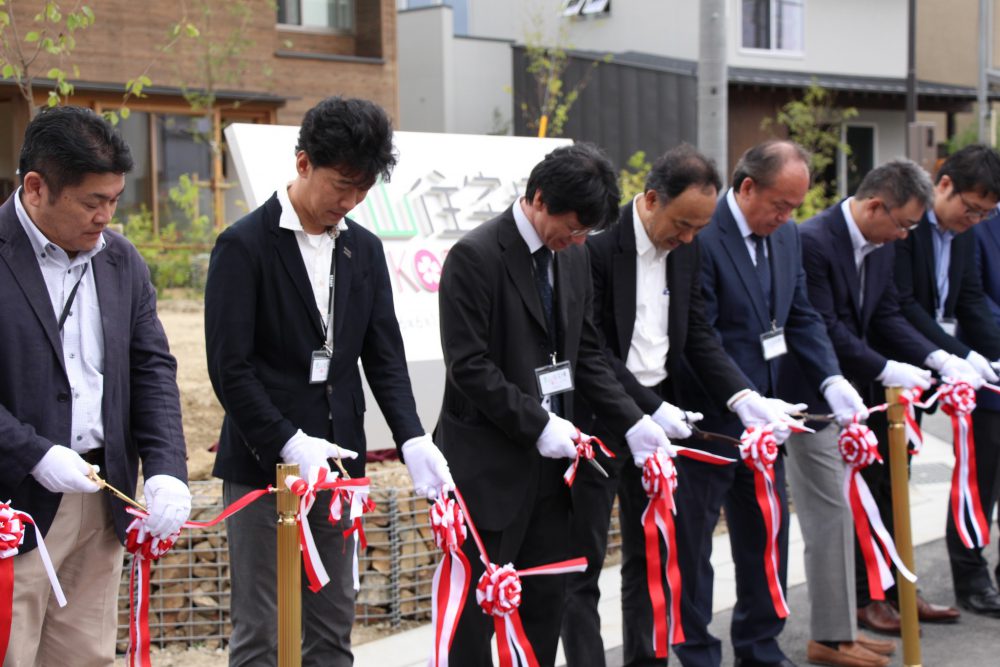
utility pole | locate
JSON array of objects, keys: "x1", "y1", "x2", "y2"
[
  {"x1": 905, "y1": 0, "x2": 917, "y2": 155},
  {"x1": 979, "y1": 0, "x2": 991, "y2": 143},
  {"x1": 698, "y1": 0, "x2": 728, "y2": 185}
]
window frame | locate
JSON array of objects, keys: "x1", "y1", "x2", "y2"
[
  {"x1": 276, "y1": 0, "x2": 356, "y2": 35},
  {"x1": 738, "y1": 0, "x2": 805, "y2": 58}
]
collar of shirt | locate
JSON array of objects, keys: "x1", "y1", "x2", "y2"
[
  {"x1": 927, "y1": 207, "x2": 954, "y2": 240},
  {"x1": 726, "y1": 188, "x2": 754, "y2": 240},
  {"x1": 276, "y1": 184, "x2": 348, "y2": 239},
  {"x1": 632, "y1": 195, "x2": 669, "y2": 262},
  {"x1": 14, "y1": 186, "x2": 106, "y2": 266},
  {"x1": 841, "y1": 197, "x2": 882, "y2": 261},
  {"x1": 512, "y1": 197, "x2": 545, "y2": 254}
]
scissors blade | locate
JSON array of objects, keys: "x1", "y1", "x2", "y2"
[
  {"x1": 586, "y1": 457, "x2": 609, "y2": 478},
  {"x1": 690, "y1": 426, "x2": 742, "y2": 447},
  {"x1": 791, "y1": 412, "x2": 837, "y2": 423}
]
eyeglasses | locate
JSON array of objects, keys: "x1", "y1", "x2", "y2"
[
  {"x1": 881, "y1": 203, "x2": 920, "y2": 232},
  {"x1": 568, "y1": 226, "x2": 592, "y2": 237},
  {"x1": 957, "y1": 191, "x2": 996, "y2": 222}
]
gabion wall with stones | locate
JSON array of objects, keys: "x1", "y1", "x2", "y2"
[{"x1": 116, "y1": 477, "x2": 623, "y2": 652}]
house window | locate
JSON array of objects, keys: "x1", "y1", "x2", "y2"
[
  {"x1": 741, "y1": 0, "x2": 803, "y2": 53},
  {"x1": 844, "y1": 124, "x2": 877, "y2": 196},
  {"x1": 278, "y1": 0, "x2": 354, "y2": 32},
  {"x1": 562, "y1": 0, "x2": 610, "y2": 18}
]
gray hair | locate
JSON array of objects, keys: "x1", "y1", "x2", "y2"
[
  {"x1": 854, "y1": 158, "x2": 934, "y2": 209},
  {"x1": 731, "y1": 139, "x2": 811, "y2": 191}
]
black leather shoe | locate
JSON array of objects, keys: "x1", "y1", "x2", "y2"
[
  {"x1": 733, "y1": 658, "x2": 798, "y2": 667},
  {"x1": 957, "y1": 587, "x2": 1000, "y2": 618}
]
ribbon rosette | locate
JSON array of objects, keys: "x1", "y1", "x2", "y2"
[
  {"x1": 124, "y1": 517, "x2": 179, "y2": 667},
  {"x1": 327, "y1": 479, "x2": 375, "y2": 592},
  {"x1": 563, "y1": 430, "x2": 615, "y2": 487},
  {"x1": 738, "y1": 425, "x2": 789, "y2": 618},
  {"x1": 938, "y1": 381, "x2": 990, "y2": 549},
  {"x1": 838, "y1": 422, "x2": 916, "y2": 600},
  {"x1": 429, "y1": 496, "x2": 471, "y2": 667},
  {"x1": 1, "y1": 502, "x2": 65, "y2": 665},
  {"x1": 640, "y1": 449, "x2": 684, "y2": 654}
]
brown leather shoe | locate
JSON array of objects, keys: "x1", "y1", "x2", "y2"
[
  {"x1": 891, "y1": 595, "x2": 961, "y2": 623},
  {"x1": 855, "y1": 632, "x2": 896, "y2": 656},
  {"x1": 857, "y1": 601, "x2": 901, "y2": 635},
  {"x1": 806, "y1": 641, "x2": 890, "y2": 667}
]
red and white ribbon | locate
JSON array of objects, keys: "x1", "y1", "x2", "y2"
[
  {"x1": 0, "y1": 503, "x2": 65, "y2": 664},
  {"x1": 429, "y1": 495, "x2": 471, "y2": 667},
  {"x1": 738, "y1": 424, "x2": 789, "y2": 619},
  {"x1": 563, "y1": 430, "x2": 615, "y2": 487},
  {"x1": 938, "y1": 382, "x2": 990, "y2": 549},
  {"x1": 327, "y1": 479, "x2": 375, "y2": 592},
  {"x1": 838, "y1": 421, "x2": 916, "y2": 601},
  {"x1": 445, "y1": 488, "x2": 587, "y2": 667},
  {"x1": 897, "y1": 387, "x2": 933, "y2": 454},
  {"x1": 124, "y1": 518, "x2": 179, "y2": 667},
  {"x1": 640, "y1": 449, "x2": 684, "y2": 655}
]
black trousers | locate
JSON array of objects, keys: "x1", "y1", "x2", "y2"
[{"x1": 449, "y1": 460, "x2": 572, "y2": 666}]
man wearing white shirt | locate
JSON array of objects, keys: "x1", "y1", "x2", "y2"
[{"x1": 205, "y1": 97, "x2": 454, "y2": 666}]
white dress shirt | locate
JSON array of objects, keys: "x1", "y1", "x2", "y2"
[
  {"x1": 726, "y1": 188, "x2": 768, "y2": 266},
  {"x1": 512, "y1": 198, "x2": 554, "y2": 410},
  {"x1": 15, "y1": 188, "x2": 106, "y2": 453},
  {"x1": 276, "y1": 185, "x2": 347, "y2": 332},
  {"x1": 927, "y1": 208, "x2": 954, "y2": 320},
  {"x1": 626, "y1": 196, "x2": 670, "y2": 387},
  {"x1": 842, "y1": 198, "x2": 882, "y2": 308}
]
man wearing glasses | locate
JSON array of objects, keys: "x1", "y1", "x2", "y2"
[
  {"x1": 872, "y1": 144, "x2": 1000, "y2": 623},
  {"x1": 780, "y1": 159, "x2": 969, "y2": 664}
]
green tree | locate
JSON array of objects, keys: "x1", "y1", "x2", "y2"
[
  {"x1": 762, "y1": 81, "x2": 858, "y2": 220},
  {"x1": 618, "y1": 150, "x2": 651, "y2": 205}
]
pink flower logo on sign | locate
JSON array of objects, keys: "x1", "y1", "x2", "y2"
[{"x1": 414, "y1": 250, "x2": 442, "y2": 292}]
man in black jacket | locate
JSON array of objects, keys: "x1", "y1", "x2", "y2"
[{"x1": 205, "y1": 97, "x2": 453, "y2": 666}]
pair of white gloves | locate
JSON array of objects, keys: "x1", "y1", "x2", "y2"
[
  {"x1": 281, "y1": 429, "x2": 455, "y2": 501},
  {"x1": 877, "y1": 350, "x2": 999, "y2": 392},
  {"x1": 30, "y1": 445, "x2": 191, "y2": 539}
]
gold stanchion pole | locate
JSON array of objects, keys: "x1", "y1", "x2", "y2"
[
  {"x1": 277, "y1": 463, "x2": 302, "y2": 667},
  {"x1": 885, "y1": 386, "x2": 922, "y2": 667}
]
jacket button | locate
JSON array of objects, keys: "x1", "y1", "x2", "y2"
[{"x1": 57, "y1": 392, "x2": 70, "y2": 402}]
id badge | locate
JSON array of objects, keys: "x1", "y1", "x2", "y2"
[
  {"x1": 760, "y1": 327, "x2": 788, "y2": 361},
  {"x1": 309, "y1": 349, "x2": 332, "y2": 384},
  {"x1": 535, "y1": 360, "x2": 574, "y2": 397},
  {"x1": 938, "y1": 317, "x2": 958, "y2": 337}
]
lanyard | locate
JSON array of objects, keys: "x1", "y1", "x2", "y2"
[
  {"x1": 58, "y1": 263, "x2": 89, "y2": 332},
  {"x1": 323, "y1": 237, "x2": 337, "y2": 354}
]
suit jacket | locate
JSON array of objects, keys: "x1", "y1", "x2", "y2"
[
  {"x1": 435, "y1": 206, "x2": 643, "y2": 530},
  {"x1": 679, "y1": 195, "x2": 840, "y2": 439},
  {"x1": 779, "y1": 203, "x2": 937, "y2": 410},
  {"x1": 889, "y1": 214, "x2": 1000, "y2": 360},
  {"x1": 206, "y1": 193, "x2": 422, "y2": 488},
  {"x1": 580, "y1": 203, "x2": 748, "y2": 444},
  {"x1": 972, "y1": 217, "x2": 1000, "y2": 410},
  {"x1": 0, "y1": 195, "x2": 187, "y2": 552}
]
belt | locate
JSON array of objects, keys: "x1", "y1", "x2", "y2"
[{"x1": 79, "y1": 448, "x2": 105, "y2": 465}]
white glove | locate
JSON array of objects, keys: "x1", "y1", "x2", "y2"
[
  {"x1": 535, "y1": 413, "x2": 579, "y2": 459},
  {"x1": 822, "y1": 377, "x2": 869, "y2": 426},
  {"x1": 280, "y1": 429, "x2": 359, "y2": 475},
  {"x1": 877, "y1": 360, "x2": 933, "y2": 390},
  {"x1": 651, "y1": 402, "x2": 702, "y2": 439},
  {"x1": 966, "y1": 350, "x2": 999, "y2": 383},
  {"x1": 402, "y1": 434, "x2": 454, "y2": 500},
  {"x1": 143, "y1": 475, "x2": 192, "y2": 539},
  {"x1": 926, "y1": 351, "x2": 984, "y2": 388},
  {"x1": 625, "y1": 415, "x2": 675, "y2": 467},
  {"x1": 729, "y1": 391, "x2": 801, "y2": 444},
  {"x1": 30, "y1": 445, "x2": 101, "y2": 494}
]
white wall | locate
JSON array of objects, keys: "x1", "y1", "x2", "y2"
[
  {"x1": 728, "y1": 0, "x2": 908, "y2": 78},
  {"x1": 452, "y1": 36, "x2": 515, "y2": 134},
  {"x1": 398, "y1": 7, "x2": 453, "y2": 132}
]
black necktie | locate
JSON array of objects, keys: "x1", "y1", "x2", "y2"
[
  {"x1": 751, "y1": 234, "x2": 772, "y2": 313},
  {"x1": 532, "y1": 247, "x2": 562, "y2": 415}
]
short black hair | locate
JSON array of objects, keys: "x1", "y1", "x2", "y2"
[
  {"x1": 937, "y1": 143, "x2": 1000, "y2": 199},
  {"x1": 732, "y1": 139, "x2": 811, "y2": 191},
  {"x1": 524, "y1": 142, "x2": 620, "y2": 230},
  {"x1": 855, "y1": 158, "x2": 934, "y2": 209},
  {"x1": 645, "y1": 144, "x2": 722, "y2": 201},
  {"x1": 19, "y1": 106, "x2": 133, "y2": 196},
  {"x1": 295, "y1": 96, "x2": 397, "y2": 186}
]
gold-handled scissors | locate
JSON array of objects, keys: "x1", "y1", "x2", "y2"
[{"x1": 87, "y1": 467, "x2": 148, "y2": 512}]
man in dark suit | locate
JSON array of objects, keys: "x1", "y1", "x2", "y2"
[
  {"x1": 205, "y1": 97, "x2": 453, "y2": 666},
  {"x1": 781, "y1": 159, "x2": 946, "y2": 664},
  {"x1": 674, "y1": 140, "x2": 866, "y2": 667},
  {"x1": 436, "y1": 143, "x2": 672, "y2": 666},
  {"x1": 0, "y1": 106, "x2": 190, "y2": 665},
  {"x1": 874, "y1": 144, "x2": 1000, "y2": 623},
  {"x1": 562, "y1": 145, "x2": 798, "y2": 667}
]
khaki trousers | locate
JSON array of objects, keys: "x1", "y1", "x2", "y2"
[{"x1": 4, "y1": 492, "x2": 125, "y2": 667}]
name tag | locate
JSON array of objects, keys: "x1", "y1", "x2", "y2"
[
  {"x1": 309, "y1": 349, "x2": 332, "y2": 384},
  {"x1": 535, "y1": 360, "x2": 574, "y2": 397},
  {"x1": 760, "y1": 328, "x2": 788, "y2": 361},
  {"x1": 938, "y1": 317, "x2": 958, "y2": 337}
]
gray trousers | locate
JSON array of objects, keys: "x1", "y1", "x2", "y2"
[
  {"x1": 785, "y1": 424, "x2": 857, "y2": 642},
  {"x1": 224, "y1": 480, "x2": 356, "y2": 667}
]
